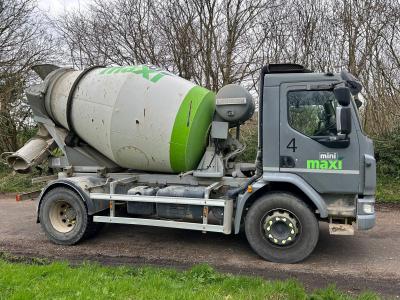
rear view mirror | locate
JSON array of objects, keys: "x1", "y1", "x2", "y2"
[
  {"x1": 336, "y1": 106, "x2": 352, "y2": 135},
  {"x1": 334, "y1": 87, "x2": 351, "y2": 106}
]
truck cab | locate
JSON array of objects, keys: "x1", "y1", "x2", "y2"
[
  {"x1": 261, "y1": 64, "x2": 376, "y2": 230},
  {"x1": 233, "y1": 64, "x2": 376, "y2": 262}
]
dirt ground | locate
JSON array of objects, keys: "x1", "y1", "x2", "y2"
[{"x1": 0, "y1": 193, "x2": 399, "y2": 297}]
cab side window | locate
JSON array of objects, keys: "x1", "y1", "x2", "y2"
[{"x1": 288, "y1": 90, "x2": 338, "y2": 137}]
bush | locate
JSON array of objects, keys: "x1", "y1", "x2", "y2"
[
  {"x1": 0, "y1": 170, "x2": 42, "y2": 193},
  {"x1": 17, "y1": 127, "x2": 38, "y2": 148},
  {"x1": 374, "y1": 128, "x2": 400, "y2": 178},
  {"x1": 236, "y1": 117, "x2": 258, "y2": 163}
]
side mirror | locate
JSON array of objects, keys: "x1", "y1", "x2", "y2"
[
  {"x1": 336, "y1": 106, "x2": 352, "y2": 135},
  {"x1": 333, "y1": 86, "x2": 351, "y2": 106}
]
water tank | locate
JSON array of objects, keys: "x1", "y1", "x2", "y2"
[
  {"x1": 41, "y1": 65, "x2": 215, "y2": 173},
  {"x1": 214, "y1": 84, "x2": 254, "y2": 126}
]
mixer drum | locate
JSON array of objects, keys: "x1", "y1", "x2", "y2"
[{"x1": 43, "y1": 65, "x2": 215, "y2": 173}]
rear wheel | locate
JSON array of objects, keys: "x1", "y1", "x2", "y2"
[
  {"x1": 245, "y1": 192, "x2": 319, "y2": 263},
  {"x1": 39, "y1": 187, "x2": 101, "y2": 245}
]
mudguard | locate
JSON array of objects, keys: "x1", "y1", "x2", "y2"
[{"x1": 36, "y1": 177, "x2": 108, "y2": 223}]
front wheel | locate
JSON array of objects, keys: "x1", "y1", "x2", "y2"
[
  {"x1": 245, "y1": 192, "x2": 319, "y2": 263},
  {"x1": 39, "y1": 187, "x2": 101, "y2": 245}
]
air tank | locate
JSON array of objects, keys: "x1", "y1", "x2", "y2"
[{"x1": 40, "y1": 65, "x2": 215, "y2": 173}]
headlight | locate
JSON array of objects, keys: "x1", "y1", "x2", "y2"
[{"x1": 363, "y1": 203, "x2": 374, "y2": 214}]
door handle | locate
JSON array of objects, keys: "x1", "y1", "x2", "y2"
[{"x1": 280, "y1": 156, "x2": 295, "y2": 168}]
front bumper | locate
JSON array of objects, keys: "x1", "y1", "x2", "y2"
[{"x1": 356, "y1": 196, "x2": 376, "y2": 230}]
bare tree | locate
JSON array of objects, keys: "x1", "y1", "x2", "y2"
[
  {"x1": 48, "y1": 0, "x2": 400, "y2": 136},
  {"x1": 0, "y1": 0, "x2": 55, "y2": 152},
  {"x1": 55, "y1": 0, "x2": 275, "y2": 90}
]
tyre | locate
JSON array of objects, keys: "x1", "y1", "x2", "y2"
[
  {"x1": 39, "y1": 187, "x2": 101, "y2": 245},
  {"x1": 245, "y1": 192, "x2": 319, "y2": 263}
]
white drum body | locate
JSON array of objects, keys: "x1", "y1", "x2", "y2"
[{"x1": 45, "y1": 65, "x2": 215, "y2": 173}]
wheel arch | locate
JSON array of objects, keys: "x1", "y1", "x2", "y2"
[
  {"x1": 36, "y1": 179, "x2": 96, "y2": 223},
  {"x1": 234, "y1": 173, "x2": 328, "y2": 234}
]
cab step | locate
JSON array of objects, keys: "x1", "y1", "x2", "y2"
[{"x1": 329, "y1": 223, "x2": 354, "y2": 235}]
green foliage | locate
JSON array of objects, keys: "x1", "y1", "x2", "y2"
[
  {"x1": 374, "y1": 129, "x2": 400, "y2": 178},
  {"x1": 236, "y1": 118, "x2": 258, "y2": 163},
  {"x1": 373, "y1": 128, "x2": 400, "y2": 202},
  {"x1": 0, "y1": 170, "x2": 42, "y2": 193},
  {"x1": 0, "y1": 259, "x2": 379, "y2": 300},
  {"x1": 0, "y1": 163, "x2": 8, "y2": 173},
  {"x1": 376, "y1": 176, "x2": 400, "y2": 203},
  {"x1": 16, "y1": 126, "x2": 38, "y2": 148}
]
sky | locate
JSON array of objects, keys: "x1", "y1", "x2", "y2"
[{"x1": 37, "y1": 0, "x2": 91, "y2": 16}]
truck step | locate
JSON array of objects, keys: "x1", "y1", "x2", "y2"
[{"x1": 329, "y1": 223, "x2": 354, "y2": 235}]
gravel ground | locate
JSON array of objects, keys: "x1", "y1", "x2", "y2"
[{"x1": 0, "y1": 194, "x2": 399, "y2": 297}]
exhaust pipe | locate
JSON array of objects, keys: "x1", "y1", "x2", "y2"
[{"x1": 2, "y1": 125, "x2": 54, "y2": 173}]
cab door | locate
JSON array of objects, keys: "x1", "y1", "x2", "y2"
[{"x1": 279, "y1": 82, "x2": 360, "y2": 194}]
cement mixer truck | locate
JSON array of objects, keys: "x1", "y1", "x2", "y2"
[{"x1": 4, "y1": 63, "x2": 376, "y2": 263}]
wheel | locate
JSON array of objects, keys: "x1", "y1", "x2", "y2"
[
  {"x1": 39, "y1": 187, "x2": 101, "y2": 245},
  {"x1": 245, "y1": 192, "x2": 319, "y2": 263}
]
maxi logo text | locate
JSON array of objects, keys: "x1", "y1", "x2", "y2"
[
  {"x1": 307, "y1": 152, "x2": 343, "y2": 170},
  {"x1": 99, "y1": 65, "x2": 170, "y2": 83}
]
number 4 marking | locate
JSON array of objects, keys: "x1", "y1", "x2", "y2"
[{"x1": 287, "y1": 138, "x2": 297, "y2": 152}]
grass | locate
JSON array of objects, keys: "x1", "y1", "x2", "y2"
[{"x1": 0, "y1": 258, "x2": 379, "y2": 300}]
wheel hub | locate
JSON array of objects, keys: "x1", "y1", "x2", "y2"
[
  {"x1": 63, "y1": 206, "x2": 76, "y2": 222},
  {"x1": 263, "y1": 211, "x2": 299, "y2": 246},
  {"x1": 49, "y1": 201, "x2": 77, "y2": 233}
]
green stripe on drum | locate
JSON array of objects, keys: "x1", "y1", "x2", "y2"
[{"x1": 170, "y1": 86, "x2": 215, "y2": 172}]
